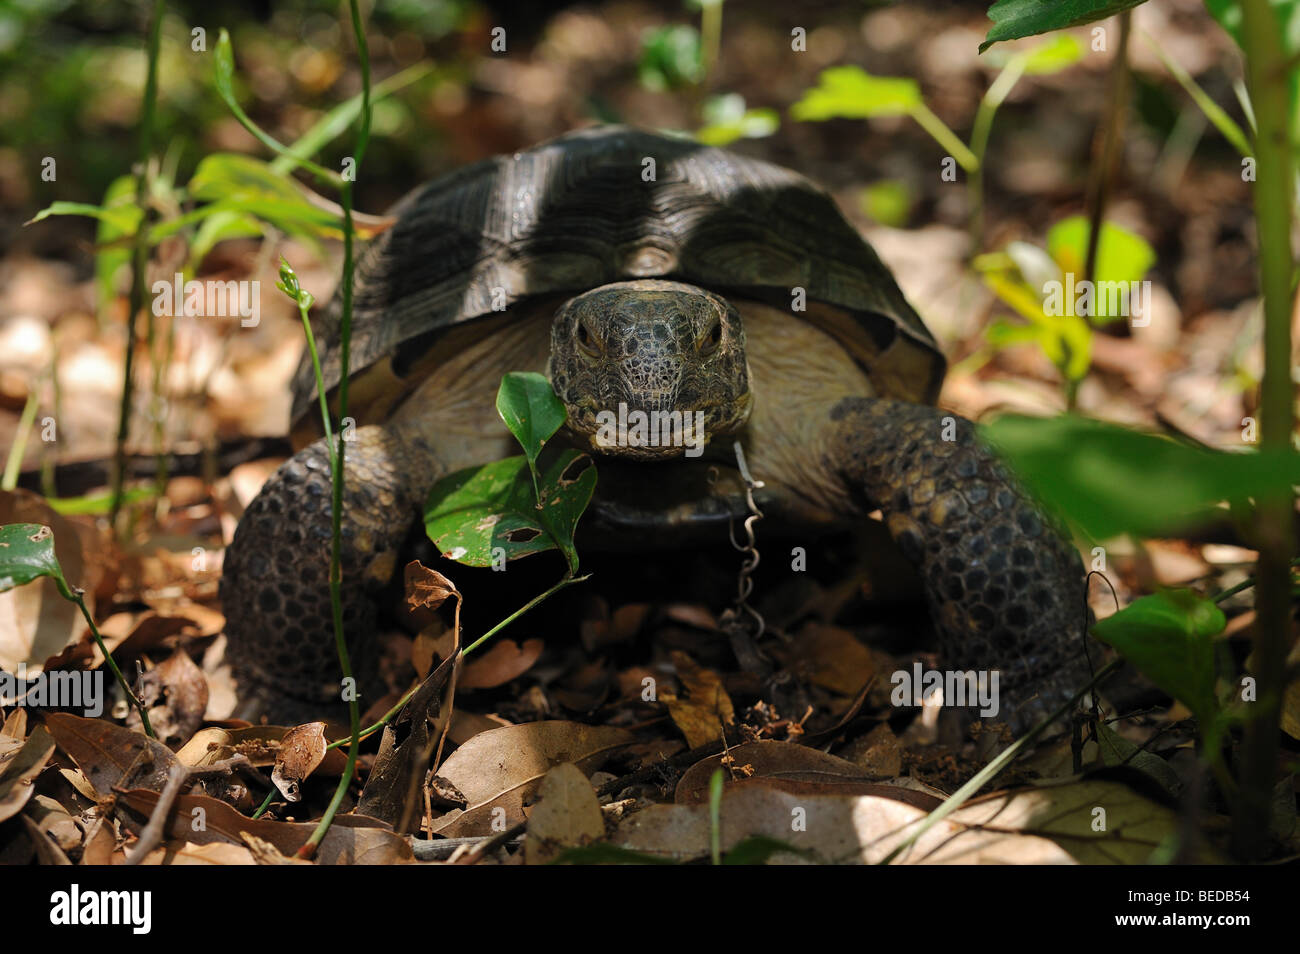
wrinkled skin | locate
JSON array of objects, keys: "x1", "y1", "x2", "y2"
[{"x1": 549, "y1": 280, "x2": 753, "y2": 460}]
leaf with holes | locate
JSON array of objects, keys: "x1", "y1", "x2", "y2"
[
  {"x1": 0, "y1": 524, "x2": 72, "y2": 598},
  {"x1": 424, "y1": 450, "x2": 596, "y2": 572},
  {"x1": 496, "y1": 372, "x2": 568, "y2": 499}
]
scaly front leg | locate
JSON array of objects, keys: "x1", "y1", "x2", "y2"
[{"x1": 824, "y1": 397, "x2": 1094, "y2": 733}]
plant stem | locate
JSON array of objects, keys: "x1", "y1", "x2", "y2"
[
  {"x1": 70, "y1": 591, "x2": 154, "y2": 738},
  {"x1": 1141, "y1": 28, "x2": 1253, "y2": 158},
  {"x1": 2, "y1": 386, "x2": 39, "y2": 491},
  {"x1": 910, "y1": 104, "x2": 979, "y2": 173},
  {"x1": 461, "y1": 574, "x2": 589, "y2": 656},
  {"x1": 968, "y1": 56, "x2": 1028, "y2": 253},
  {"x1": 1082, "y1": 10, "x2": 1133, "y2": 290},
  {"x1": 251, "y1": 787, "x2": 276, "y2": 820},
  {"x1": 700, "y1": 0, "x2": 723, "y2": 88},
  {"x1": 1233, "y1": 0, "x2": 1296, "y2": 862},
  {"x1": 300, "y1": 0, "x2": 372, "y2": 860},
  {"x1": 109, "y1": 0, "x2": 165, "y2": 529}
]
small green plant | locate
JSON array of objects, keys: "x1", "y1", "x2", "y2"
[
  {"x1": 791, "y1": 34, "x2": 1083, "y2": 250},
  {"x1": 971, "y1": 215, "x2": 1155, "y2": 405},
  {"x1": 424, "y1": 371, "x2": 597, "y2": 653},
  {"x1": 0, "y1": 523, "x2": 154, "y2": 738},
  {"x1": 971, "y1": 0, "x2": 1296, "y2": 860},
  {"x1": 637, "y1": 0, "x2": 778, "y2": 147}
]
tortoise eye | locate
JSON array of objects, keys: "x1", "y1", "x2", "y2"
[
  {"x1": 576, "y1": 320, "x2": 599, "y2": 355},
  {"x1": 699, "y1": 320, "x2": 723, "y2": 355}
]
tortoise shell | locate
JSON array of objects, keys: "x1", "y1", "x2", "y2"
[{"x1": 291, "y1": 125, "x2": 943, "y2": 428}]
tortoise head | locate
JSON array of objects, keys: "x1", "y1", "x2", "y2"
[{"x1": 548, "y1": 280, "x2": 752, "y2": 461}]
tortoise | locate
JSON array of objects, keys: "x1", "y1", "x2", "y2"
[{"x1": 221, "y1": 126, "x2": 1090, "y2": 731}]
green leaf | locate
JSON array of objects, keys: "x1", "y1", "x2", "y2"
[
  {"x1": 982, "y1": 414, "x2": 1300, "y2": 541},
  {"x1": 0, "y1": 523, "x2": 71, "y2": 598},
  {"x1": 46, "y1": 488, "x2": 154, "y2": 516},
  {"x1": 1094, "y1": 721, "x2": 1184, "y2": 798},
  {"x1": 790, "y1": 66, "x2": 922, "y2": 121},
  {"x1": 424, "y1": 450, "x2": 596, "y2": 573},
  {"x1": 1092, "y1": 590, "x2": 1225, "y2": 723},
  {"x1": 981, "y1": 0, "x2": 1149, "y2": 52},
  {"x1": 269, "y1": 62, "x2": 431, "y2": 177},
  {"x1": 695, "y1": 94, "x2": 779, "y2": 146},
  {"x1": 496, "y1": 372, "x2": 567, "y2": 498},
  {"x1": 93, "y1": 175, "x2": 141, "y2": 315},
  {"x1": 858, "y1": 179, "x2": 915, "y2": 227},
  {"x1": 1021, "y1": 34, "x2": 1086, "y2": 74},
  {"x1": 639, "y1": 25, "x2": 703, "y2": 92},
  {"x1": 188, "y1": 209, "x2": 264, "y2": 271},
  {"x1": 215, "y1": 28, "x2": 237, "y2": 104},
  {"x1": 187, "y1": 154, "x2": 347, "y2": 239},
  {"x1": 1045, "y1": 216, "x2": 1156, "y2": 322},
  {"x1": 25, "y1": 201, "x2": 138, "y2": 233}
]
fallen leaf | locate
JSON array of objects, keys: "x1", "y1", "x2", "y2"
[
  {"x1": 117, "y1": 790, "x2": 412, "y2": 864},
  {"x1": 524, "y1": 763, "x2": 607, "y2": 865},
  {"x1": 674, "y1": 741, "x2": 930, "y2": 806},
  {"x1": 357, "y1": 651, "x2": 457, "y2": 830},
  {"x1": 0, "y1": 725, "x2": 55, "y2": 823},
  {"x1": 133, "y1": 841, "x2": 258, "y2": 865},
  {"x1": 838, "y1": 723, "x2": 903, "y2": 777},
  {"x1": 783, "y1": 622, "x2": 879, "y2": 696},
  {"x1": 662, "y1": 651, "x2": 734, "y2": 749},
  {"x1": 430, "y1": 721, "x2": 634, "y2": 838},
  {"x1": 21, "y1": 814, "x2": 73, "y2": 865},
  {"x1": 45, "y1": 712, "x2": 176, "y2": 797},
  {"x1": 131, "y1": 648, "x2": 209, "y2": 744},
  {"x1": 460, "y1": 638, "x2": 544, "y2": 689},
  {"x1": 272, "y1": 722, "x2": 329, "y2": 802}
]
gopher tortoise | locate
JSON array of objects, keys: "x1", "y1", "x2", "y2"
[{"x1": 221, "y1": 126, "x2": 1090, "y2": 731}]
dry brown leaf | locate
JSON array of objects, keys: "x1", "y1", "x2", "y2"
[
  {"x1": 524, "y1": 763, "x2": 607, "y2": 865},
  {"x1": 785, "y1": 622, "x2": 878, "y2": 696},
  {"x1": 0, "y1": 725, "x2": 55, "y2": 823},
  {"x1": 133, "y1": 841, "x2": 258, "y2": 865},
  {"x1": 132, "y1": 648, "x2": 209, "y2": 744},
  {"x1": 45, "y1": 713, "x2": 176, "y2": 797},
  {"x1": 460, "y1": 638, "x2": 544, "y2": 690},
  {"x1": 80, "y1": 814, "x2": 116, "y2": 865},
  {"x1": 838, "y1": 723, "x2": 903, "y2": 777},
  {"x1": 430, "y1": 721, "x2": 634, "y2": 838},
  {"x1": 662, "y1": 651, "x2": 734, "y2": 749},
  {"x1": 272, "y1": 722, "x2": 329, "y2": 802},
  {"x1": 117, "y1": 790, "x2": 412, "y2": 864},
  {"x1": 662, "y1": 604, "x2": 718, "y2": 630},
  {"x1": 405, "y1": 561, "x2": 459, "y2": 613},
  {"x1": 241, "y1": 832, "x2": 312, "y2": 865},
  {"x1": 1, "y1": 708, "x2": 27, "y2": 739},
  {"x1": 21, "y1": 814, "x2": 73, "y2": 865},
  {"x1": 357, "y1": 650, "x2": 458, "y2": 830},
  {"x1": 617, "y1": 779, "x2": 1222, "y2": 864},
  {"x1": 674, "y1": 740, "x2": 926, "y2": 805}
]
